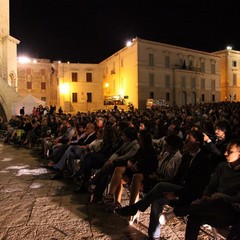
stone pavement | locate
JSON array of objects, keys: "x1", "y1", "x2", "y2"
[{"x1": 0, "y1": 142, "x2": 216, "y2": 240}]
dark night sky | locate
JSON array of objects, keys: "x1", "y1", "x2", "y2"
[{"x1": 10, "y1": 0, "x2": 238, "y2": 63}]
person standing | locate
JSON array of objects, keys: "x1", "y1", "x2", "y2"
[{"x1": 20, "y1": 107, "x2": 25, "y2": 116}]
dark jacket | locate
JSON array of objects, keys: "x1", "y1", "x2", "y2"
[
  {"x1": 173, "y1": 148, "x2": 212, "y2": 204},
  {"x1": 203, "y1": 160, "x2": 240, "y2": 209}
]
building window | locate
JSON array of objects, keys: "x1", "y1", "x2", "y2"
[
  {"x1": 191, "y1": 77, "x2": 196, "y2": 89},
  {"x1": 179, "y1": 58, "x2": 184, "y2": 67},
  {"x1": 87, "y1": 92, "x2": 92, "y2": 102},
  {"x1": 150, "y1": 92, "x2": 154, "y2": 99},
  {"x1": 41, "y1": 69, "x2": 46, "y2": 76},
  {"x1": 200, "y1": 62, "x2": 205, "y2": 73},
  {"x1": 86, "y1": 72, "x2": 92, "y2": 82},
  {"x1": 165, "y1": 56, "x2": 170, "y2": 68},
  {"x1": 211, "y1": 79, "x2": 215, "y2": 90},
  {"x1": 211, "y1": 63, "x2": 216, "y2": 74},
  {"x1": 201, "y1": 94, "x2": 205, "y2": 102},
  {"x1": 201, "y1": 78, "x2": 205, "y2": 90},
  {"x1": 232, "y1": 61, "x2": 237, "y2": 67},
  {"x1": 41, "y1": 97, "x2": 46, "y2": 102},
  {"x1": 72, "y1": 72, "x2": 78, "y2": 82},
  {"x1": 181, "y1": 76, "x2": 186, "y2": 89},
  {"x1": 212, "y1": 95, "x2": 215, "y2": 102},
  {"x1": 149, "y1": 73, "x2": 155, "y2": 87},
  {"x1": 149, "y1": 53, "x2": 154, "y2": 66},
  {"x1": 27, "y1": 68, "x2": 31, "y2": 75},
  {"x1": 72, "y1": 93, "x2": 78, "y2": 102},
  {"x1": 27, "y1": 82, "x2": 32, "y2": 89},
  {"x1": 166, "y1": 92, "x2": 170, "y2": 101},
  {"x1": 165, "y1": 75, "x2": 170, "y2": 88},
  {"x1": 233, "y1": 73, "x2": 237, "y2": 85},
  {"x1": 41, "y1": 82, "x2": 46, "y2": 90},
  {"x1": 189, "y1": 60, "x2": 194, "y2": 70}
]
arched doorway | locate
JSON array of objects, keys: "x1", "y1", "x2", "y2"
[{"x1": 190, "y1": 92, "x2": 196, "y2": 105}]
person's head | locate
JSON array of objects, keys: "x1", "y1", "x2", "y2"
[
  {"x1": 102, "y1": 125, "x2": 116, "y2": 143},
  {"x1": 85, "y1": 122, "x2": 96, "y2": 135},
  {"x1": 167, "y1": 119, "x2": 180, "y2": 136},
  {"x1": 214, "y1": 120, "x2": 231, "y2": 140},
  {"x1": 225, "y1": 139, "x2": 240, "y2": 163},
  {"x1": 67, "y1": 119, "x2": 74, "y2": 127},
  {"x1": 165, "y1": 134, "x2": 183, "y2": 153},
  {"x1": 122, "y1": 127, "x2": 138, "y2": 142},
  {"x1": 139, "y1": 120, "x2": 151, "y2": 131},
  {"x1": 96, "y1": 117, "x2": 105, "y2": 128},
  {"x1": 185, "y1": 130, "x2": 204, "y2": 153},
  {"x1": 138, "y1": 129, "x2": 152, "y2": 148}
]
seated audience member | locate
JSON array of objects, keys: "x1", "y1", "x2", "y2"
[
  {"x1": 47, "y1": 122, "x2": 97, "y2": 180},
  {"x1": 51, "y1": 119, "x2": 76, "y2": 162},
  {"x1": 184, "y1": 139, "x2": 240, "y2": 240},
  {"x1": 89, "y1": 127, "x2": 140, "y2": 204},
  {"x1": 203, "y1": 119, "x2": 233, "y2": 172},
  {"x1": 67, "y1": 128, "x2": 104, "y2": 176},
  {"x1": 23, "y1": 119, "x2": 42, "y2": 149},
  {"x1": 73, "y1": 125, "x2": 116, "y2": 192},
  {"x1": 41, "y1": 118, "x2": 68, "y2": 158},
  {"x1": 152, "y1": 119, "x2": 182, "y2": 155},
  {"x1": 143, "y1": 134, "x2": 183, "y2": 193},
  {"x1": 116, "y1": 130, "x2": 211, "y2": 240},
  {"x1": 103, "y1": 130, "x2": 158, "y2": 213}
]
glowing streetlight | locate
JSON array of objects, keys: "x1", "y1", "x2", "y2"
[
  {"x1": 126, "y1": 40, "x2": 132, "y2": 47},
  {"x1": 18, "y1": 56, "x2": 31, "y2": 64},
  {"x1": 59, "y1": 83, "x2": 70, "y2": 95}
]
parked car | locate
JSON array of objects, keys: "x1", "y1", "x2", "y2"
[{"x1": 146, "y1": 98, "x2": 168, "y2": 109}]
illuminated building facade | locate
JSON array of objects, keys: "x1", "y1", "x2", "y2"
[
  {"x1": 56, "y1": 61, "x2": 102, "y2": 112},
  {"x1": 213, "y1": 48, "x2": 240, "y2": 102},
  {"x1": 15, "y1": 38, "x2": 240, "y2": 114},
  {"x1": 17, "y1": 58, "x2": 58, "y2": 107},
  {"x1": 100, "y1": 38, "x2": 221, "y2": 109}
]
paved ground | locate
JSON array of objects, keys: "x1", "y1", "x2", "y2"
[{"x1": 0, "y1": 142, "x2": 218, "y2": 240}]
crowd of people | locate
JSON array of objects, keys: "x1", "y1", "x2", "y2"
[{"x1": 1, "y1": 101, "x2": 240, "y2": 240}]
